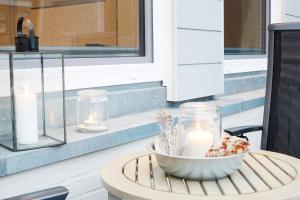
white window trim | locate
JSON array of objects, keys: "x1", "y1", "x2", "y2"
[
  {"x1": 224, "y1": 0, "x2": 271, "y2": 75},
  {"x1": 0, "y1": 0, "x2": 173, "y2": 93},
  {"x1": 66, "y1": 0, "x2": 172, "y2": 90},
  {"x1": 224, "y1": 58, "x2": 267, "y2": 74}
]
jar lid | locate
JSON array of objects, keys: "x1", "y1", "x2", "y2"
[{"x1": 77, "y1": 89, "x2": 108, "y2": 97}]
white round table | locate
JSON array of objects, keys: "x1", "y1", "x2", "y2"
[{"x1": 101, "y1": 150, "x2": 300, "y2": 200}]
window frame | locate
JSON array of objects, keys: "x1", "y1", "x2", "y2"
[
  {"x1": 224, "y1": 0, "x2": 270, "y2": 74},
  {"x1": 0, "y1": 0, "x2": 175, "y2": 93},
  {"x1": 224, "y1": 0, "x2": 268, "y2": 58},
  {"x1": 0, "y1": 0, "x2": 153, "y2": 65},
  {"x1": 63, "y1": 0, "x2": 153, "y2": 66}
]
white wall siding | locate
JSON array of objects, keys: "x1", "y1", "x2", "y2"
[
  {"x1": 177, "y1": 64, "x2": 223, "y2": 100},
  {"x1": 285, "y1": 0, "x2": 300, "y2": 17},
  {"x1": 171, "y1": 0, "x2": 224, "y2": 101},
  {"x1": 285, "y1": 14, "x2": 300, "y2": 22},
  {"x1": 285, "y1": 0, "x2": 300, "y2": 22},
  {"x1": 177, "y1": 0, "x2": 222, "y2": 30},
  {"x1": 177, "y1": 30, "x2": 222, "y2": 65}
]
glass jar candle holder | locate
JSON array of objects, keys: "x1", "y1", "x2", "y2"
[
  {"x1": 77, "y1": 90, "x2": 109, "y2": 133},
  {"x1": 178, "y1": 102, "x2": 222, "y2": 158}
]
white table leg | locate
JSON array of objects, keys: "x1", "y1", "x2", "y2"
[{"x1": 108, "y1": 192, "x2": 122, "y2": 200}]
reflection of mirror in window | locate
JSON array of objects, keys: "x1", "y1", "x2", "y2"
[
  {"x1": 224, "y1": 0, "x2": 266, "y2": 55},
  {"x1": 0, "y1": 0, "x2": 146, "y2": 58}
]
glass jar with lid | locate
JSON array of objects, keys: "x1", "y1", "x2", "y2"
[
  {"x1": 77, "y1": 90, "x2": 109, "y2": 132},
  {"x1": 177, "y1": 102, "x2": 221, "y2": 158}
]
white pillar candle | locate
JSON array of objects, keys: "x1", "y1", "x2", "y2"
[
  {"x1": 182, "y1": 129, "x2": 213, "y2": 157},
  {"x1": 15, "y1": 85, "x2": 39, "y2": 144}
]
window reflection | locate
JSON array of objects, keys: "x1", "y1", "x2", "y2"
[
  {"x1": 0, "y1": 0, "x2": 145, "y2": 58},
  {"x1": 224, "y1": 0, "x2": 265, "y2": 55}
]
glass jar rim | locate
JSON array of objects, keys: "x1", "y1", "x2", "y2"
[
  {"x1": 179, "y1": 102, "x2": 218, "y2": 112},
  {"x1": 77, "y1": 89, "x2": 108, "y2": 97}
]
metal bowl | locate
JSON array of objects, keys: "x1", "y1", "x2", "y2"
[{"x1": 148, "y1": 143, "x2": 247, "y2": 180}]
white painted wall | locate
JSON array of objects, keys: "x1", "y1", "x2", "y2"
[
  {"x1": 271, "y1": 0, "x2": 285, "y2": 23},
  {"x1": 285, "y1": 0, "x2": 300, "y2": 21},
  {"x1": 271, "y1": 0, "x2": 300, "y2": 23},
  {"x1": 170, "y1": 0, "x2": 224, "y2": 101}
]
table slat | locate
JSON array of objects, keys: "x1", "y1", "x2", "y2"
[
  {"x1": 151, "y1": 156, "x2": 169, "y2": 191},
  {"x1": 244, "y1": 154, "x2": 282, "y2": 189},
  {"x1": 120, "y1": 152, "x2": 298, "y2": 198},
  {"x1": 239, "y1": 162, "x2": 269, "y2": 192},
  {"x1": 269, "y1": 156, "x2": 297, "y2": 178},
  {"x1": 168, "y1": 175, "x2": 187, "y2": 194},
  {"x1": 229, "y1": 171, "x2": 255, "y2": 194},
  {"x1": 137, "y1": 156, "x2": 151, "y2": 187},
  {"x1": 201, "y1": 181, "x2": 222, "y2": 195},
  {"x1": 123, "y1": 158, "x2": 136, "y2": 182},
  {"x1": 217, "y1": 177, "x2": 239, "y2": 195},
  {"x1": 251, "y1": 153, "x2": 292, "y2": 184},
  {"x1": 186, "y1": 181, "x2": 205, "y2": 195}
]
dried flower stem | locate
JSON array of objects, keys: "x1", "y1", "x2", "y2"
[{"x1": 155, "y1": 110, "x2": 178, "y2": 155}]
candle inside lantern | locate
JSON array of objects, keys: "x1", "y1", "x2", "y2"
[
  {"x1": 15, "y1": 85, "x2": 39, "y2": 145},
  {"x1": 182, "y1": 124, "x2": 213, "y2": 157}
]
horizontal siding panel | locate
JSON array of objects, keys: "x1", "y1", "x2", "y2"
[
  {"x1": 177, "y1": 29, "x2": 222, "y2": 65},
  {"x1": 285, "y1": 14, "x2": 300, "y2": 22},
  {"x1": 285, "y1": 0, "x2": 300, "y2": 17},
  {"x1": 177, "y1": 0, "x2": 222, "y2": 30},
  {"x1": 177, "y1": 63, "x2": 224, "y2": 101}
]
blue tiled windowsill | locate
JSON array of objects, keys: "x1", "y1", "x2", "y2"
[{"x1": 0, "y1": 110, "x2": 164, "y2": 177}]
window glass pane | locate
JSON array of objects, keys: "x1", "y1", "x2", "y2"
[
  {"x1": 0, "y1": 0, "x2": 146, "y2": 58},
  {"x1": 224, "y1": 0, "x2": 265, "y2": 55}
]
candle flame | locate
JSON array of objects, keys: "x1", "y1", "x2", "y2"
[
  {"x1": 24, "y1": 85, "x2": 30, "y2": 94},
  {"x1": 88, "y1": 115, "x2": 96, "y2": 122}
]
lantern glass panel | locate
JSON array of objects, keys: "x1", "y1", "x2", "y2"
[
  {"x1": 0, "y1": 52, "x2": 66, "y2": 151},
  {"x1": 0, "y1": 53, "x2": 13, "y2": 149}
]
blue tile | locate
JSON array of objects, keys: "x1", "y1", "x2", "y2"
[{"x1": 223, "y1": 71, "x2": 267, "y2": 96}]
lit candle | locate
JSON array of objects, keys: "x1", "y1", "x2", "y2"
[
  {"x1": 182, "y1": 125, "x2": 213, "y2": 157},
  {"x1": 15, "y1": 85, "x2": 39, "y2": 144},
  {"x1": 78, "y1": 112, "x2": 107, "y2": 132},
  {"x1": 84, "y1": 114, "x2": 99, "y2": 126}
]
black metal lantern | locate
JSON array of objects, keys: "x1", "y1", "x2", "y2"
[
  {"x1": 15, "y1": 17, "x2": 39, "y2": 52},
  {"x1": 0, "y1": 52, "x2": 66, "y2": 151}
]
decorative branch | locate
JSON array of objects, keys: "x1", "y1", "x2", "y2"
[{"x1": 155, "y1": 110, "x2": 178, "y2": 155}]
